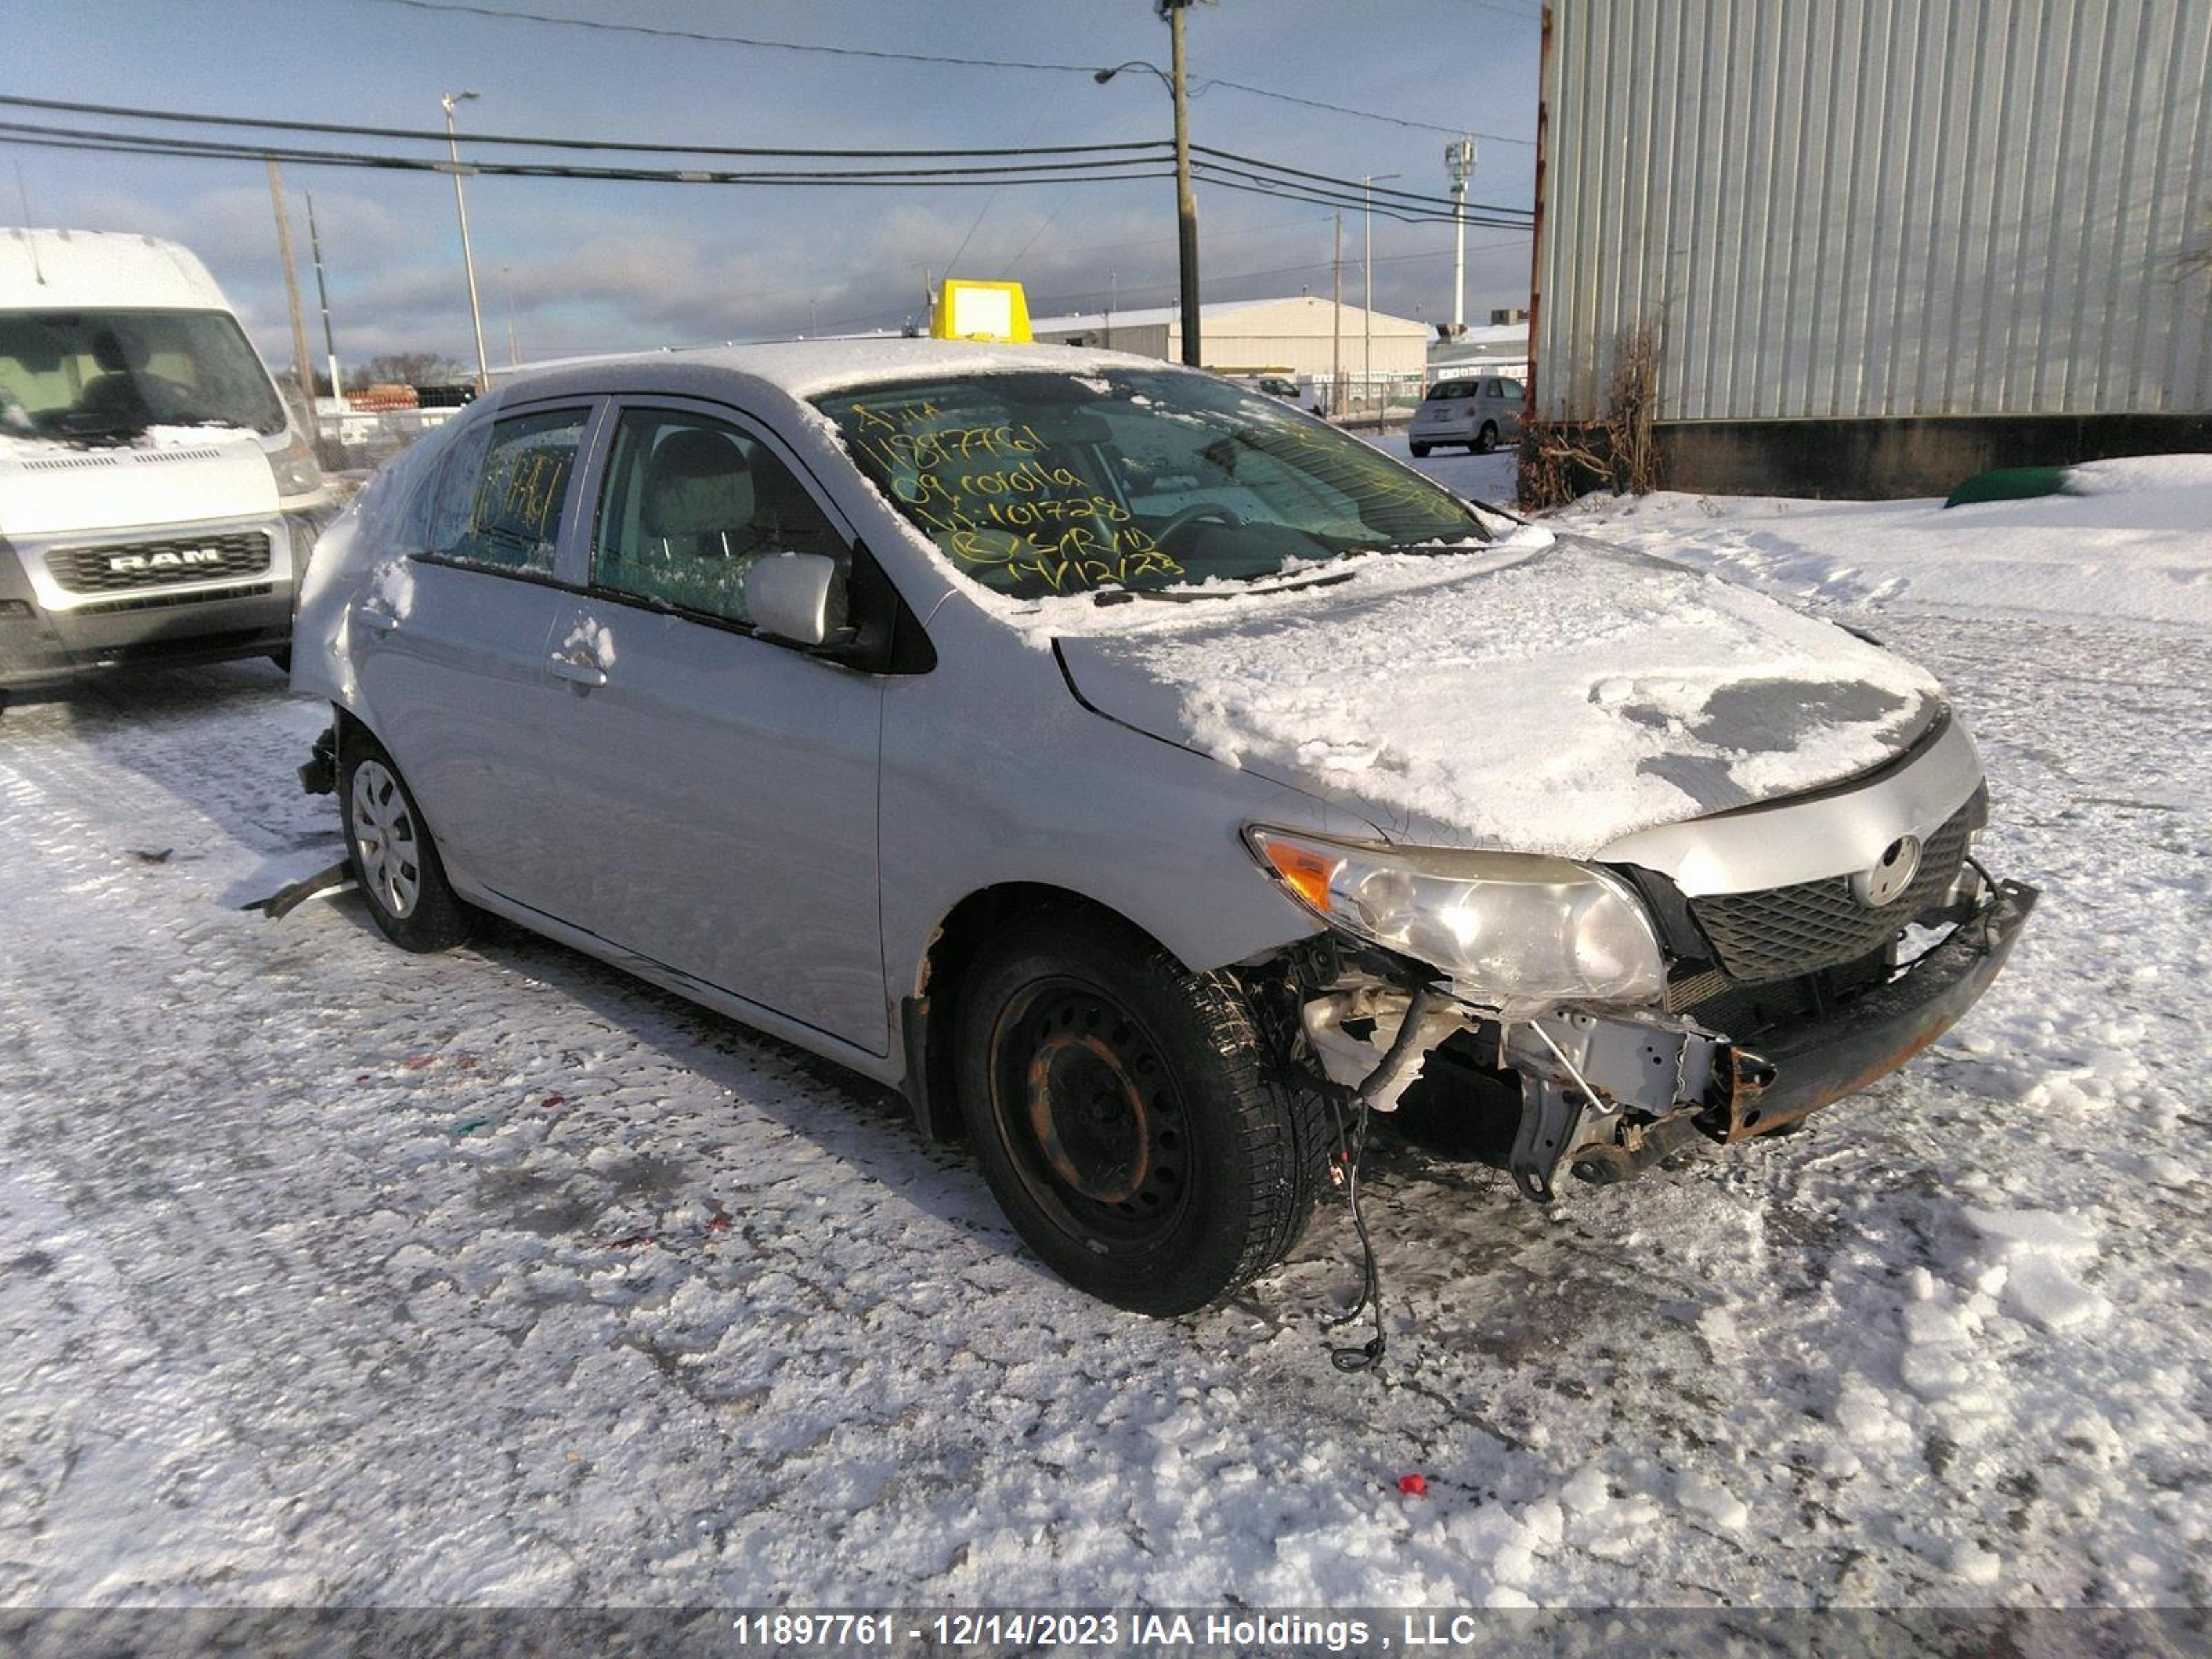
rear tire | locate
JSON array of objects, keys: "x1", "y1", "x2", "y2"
[
  {"x1": 955, "y1": 912, "x2": 1325, "y2": 1316},
  {"x1": 1475, "y1": 422, "x2": 1499, "y2": 454},
  {"x1": 339, "y1": 727, "x2": 476, "y2": 953}
]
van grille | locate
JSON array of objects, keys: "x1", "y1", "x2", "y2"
[
  {"x1": 1686, "y1": 805, "x2": 1974, "y2": 984},
  {"x1": 71, "y1": 581, "x2": 278, "y2": 616},
  {"x1": 47, "y1": 532, "x2": 272, "y2": 594}
]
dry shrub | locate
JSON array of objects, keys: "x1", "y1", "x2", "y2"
[{"x1": 1518, "y1": 321, "x2": 1663, "y2": 510}]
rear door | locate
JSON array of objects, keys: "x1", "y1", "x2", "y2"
[
  {"x1": 1494, "y1": 376, "x2": 1525, "y2": 435},
  {"x1": 350, "y1": 399, "x2": 601, "y2": 907},
  {"x1": 539, "y1": 398, "x2": 889, "y2": 1054}
]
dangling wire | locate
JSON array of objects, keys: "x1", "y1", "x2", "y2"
[
  {"x1": 1322, "y1": 1089, "x2": 1387, "y2": 1372},
  {"x1": 1318, "y1": 986, "x2": 1438, "y2": 1374}
]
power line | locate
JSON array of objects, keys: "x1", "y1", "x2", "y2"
[
  {"x1": 0, "y1": 102, "x2": 1530, "y2": 222},
  {"x1": 1198, "y1": 78, "x2": 1535, "y2": 146},
  {"x1": 0, "y1": 93, "x2": 1159, "y2": 160},
  {"x1": 1196, "y1": 143, "x2": 1528, "y2": 216},
  {"x1": 355, "y1": 0, "x2": 1536, "y2": 145},
  {"x1": 364, "y1": 0, "x2": 1106, "y2": 73},
  {"x1": 0, "y1": 121, "x2": 1177, "y2": 188},
  {"x1": 1189, "y1": 165, "x2": 1519, "y2": 227}
]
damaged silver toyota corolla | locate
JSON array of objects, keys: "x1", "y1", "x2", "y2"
[{"x1": 292, "y1": 341, "x2": 2035, "y2": 1318}]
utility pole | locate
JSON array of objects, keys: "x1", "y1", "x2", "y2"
[
  {"x1": 1094, "y1": 5, "x2": 1203, "y2": 367},
  {"x1": 1105, "y1": 270, "x2": 1116, "y2": 349},
  {"x1": 1361, "y1": 172, "x2": 1400, "y2": 417},
  {"x1": 1445, "y1": 136, "x2": 1477, "y2": 335},
  {"x1": 502, "y1": 265, "x2": 520, "y2": 365},
  {"x1": 1331, "y1": 214, "x2": 1343, "y2": 417},
  {"x1": 441, "y1": 91, "x2": 491, "y2": 393},
  {"x1": 304, "y1": 191, "x2": 342, "y2": 404},
  {"x1": 1165, "y1": 0, "x2": 1201, "y2": 367},
  {"x1": 264, "y1": 159, "x2": 317, "y2": 420}
]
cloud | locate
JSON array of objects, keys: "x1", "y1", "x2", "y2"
[{"x1": 28, "y1": 170, "x2": 1526, "y2": 370}]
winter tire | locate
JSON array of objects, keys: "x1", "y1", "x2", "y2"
[
  {"x1": 955, "y1": 912, "x2": 1327, "y2": 1316},
  {"x1": 339, "y1": 727, "x2": 476, "y2": 953}
]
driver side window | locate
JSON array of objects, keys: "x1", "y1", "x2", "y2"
[{"x1": 593, "y1": 409, "x2": 845, "y2": 626}]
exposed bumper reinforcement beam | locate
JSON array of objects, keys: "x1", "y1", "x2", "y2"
[{"x1": 1717, "y1": 879, "x2": 2039, "y2": 1140}]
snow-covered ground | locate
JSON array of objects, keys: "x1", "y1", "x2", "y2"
[{"x1": 2, "y1": 451, "x2": 2207, "y2": 1611}]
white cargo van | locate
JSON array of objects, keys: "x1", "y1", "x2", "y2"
[{"x1": 0, "y1": 227, "x2": 329, "y2": 697}]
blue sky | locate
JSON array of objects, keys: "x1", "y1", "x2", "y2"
[{"x1": 3, "y1": 0, "x2": 1542, "y2": 372}]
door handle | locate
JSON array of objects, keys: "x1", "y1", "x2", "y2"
[
  {"x1": 547, "y1": 653, "x2": 608, "y2": 688},
  {"x1": 354, "y1": 607, "x2": 399, "y2": 633}
]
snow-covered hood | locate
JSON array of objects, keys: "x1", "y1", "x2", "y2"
[
  {"x1": 0, "y1": 429, "x2": 276, "y2": 539},
  {"x1": 1053, "y1": 534, "x2": 1944, "y2": 856}
]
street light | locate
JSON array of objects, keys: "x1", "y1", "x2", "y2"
[
  {"x1": 441, "y1": 90, "x2": 491, "y2": 393},
  {"x1": 1094, "y1": 1, "x2": 1202, "y2": 368},
  {"x1": 1362, "y1": 172, "x2": 1400, "y2": 416}
]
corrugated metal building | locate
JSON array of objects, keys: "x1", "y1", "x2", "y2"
[
  {"x1": 1532, "y1": 0, "x2": 2212, "y2": 496},
  {"x1": 1031, "y1": 294, "x2": 1430, "y2": 379}
]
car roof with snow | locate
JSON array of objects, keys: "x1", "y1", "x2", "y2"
[{"x1": 490, "y1": 337, "x2": 1206, "y2": 409}]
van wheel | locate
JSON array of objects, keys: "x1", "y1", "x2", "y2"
[
  {"x1": 1409, "y1": 441, "x2": 1432, "y2": 458},
  {"x1": 339, "y1": 729, "x2": 475, "y2": 953},
  {"x1": 955, "y1": 913, "x2": 1324, "y2": 1316},
  {"x1": 1475, "y1": 422, "x2": 1499, "y2": 454}
]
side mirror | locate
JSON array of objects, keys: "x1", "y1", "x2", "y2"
[{"x1": 747, "y1": 552, "x2": 848, "y2": 648}]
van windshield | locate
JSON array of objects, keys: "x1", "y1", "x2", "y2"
[
  {"x1": 0, "y1": 308, "x2": 288, "y2": 442},
  {"x1": 815, "y1": 367, "x2": 1487, "y2": 599}
]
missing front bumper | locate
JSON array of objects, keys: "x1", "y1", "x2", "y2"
[
  {"x1": 1712, "y1": 879, "x2": 2038, "y2": 1140},
  {"x1": 1296, "y1": 878, "x2": 2038, "y2": 1201}
]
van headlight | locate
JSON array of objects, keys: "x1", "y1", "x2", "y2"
[
  {"x1": 270, "y1": 431, "x2": 326, "y2": 500},
  {"x1": 1245, "y1": 826, "x2": 1665, "y2": 1006}
]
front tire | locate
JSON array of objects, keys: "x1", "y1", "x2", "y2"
[
  {"x1": 339, "y1": 727, "x2": 476, "y2": 953},
  {"x1": 955, "y1": 914, "x2": 1324, "y2": 1316},
  {"x1": 1475, "y1": 421, "x2": 1499, "y2": 454},
  {"x1": 1409, "y1": 441, "x2": 1432, "y2": 458}
]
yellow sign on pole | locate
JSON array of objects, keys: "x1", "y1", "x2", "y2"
[{"x1": 931, "y1": 279, "x2": 1033, "y2": 344}]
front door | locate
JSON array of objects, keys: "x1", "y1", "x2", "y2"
[
  {"x1": 542, "y1": 402, "x2": 888, "y2": 1054},
  {"x1": 351, "y1": 402, "x2": 598, "y2": 910}
]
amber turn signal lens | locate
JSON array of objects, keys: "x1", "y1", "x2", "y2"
[{"x1": 1262, "y1": 841, "x2": 1340, "y2": 913}]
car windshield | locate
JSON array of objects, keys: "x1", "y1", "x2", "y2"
[
  {"x1": 0, "y1": 308, "x2": 288, "y2": 442},
  {"x1": 814, "y1": 367, "x2": 1487, "y2": 599}
]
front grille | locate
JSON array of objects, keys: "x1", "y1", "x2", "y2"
[
  {"x1": 1687, "y1": 805, "x2": 1974, "y2": 984},
  {"x1": 47, "y1": 531, "x2": 272, "y2": 594},
  {"x1": 71, "y1": 581, "x2": 277, "y2": 616}
]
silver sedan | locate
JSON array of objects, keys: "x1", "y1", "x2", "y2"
[{"x1": 294, "y1": 341, "x2": 2032, "y2": 1317}]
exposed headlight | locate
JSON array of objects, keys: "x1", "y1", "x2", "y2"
[
  {"x1": 270, "y1": 431, "x2": 326, "y2": 500},
  {"x1": 1245, "y1": 825, "x2": 1666, "y2": 1007}
]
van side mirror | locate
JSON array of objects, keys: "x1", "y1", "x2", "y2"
[{"x1": 747, "y1": 552, "x2": 848, "y2": 648}]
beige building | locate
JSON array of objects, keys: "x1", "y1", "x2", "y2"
[{"x1": 1029, "y1": 293, "x2": 1430, "y2": 380}]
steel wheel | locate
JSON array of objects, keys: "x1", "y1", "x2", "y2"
[
  {"x1": 349, "y1": 757, "x2": 422, "y2": 919},
  {"x1": 987, "y1": 977, "x2": 1192, "y2": 1253}
]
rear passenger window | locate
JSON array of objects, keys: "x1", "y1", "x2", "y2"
[
  {"x1": 431, "y1": 406, "x2": 588, "y2": 576},
  {"x1": 592, "y1": 408, "x2": 845, "y2": 627}
]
